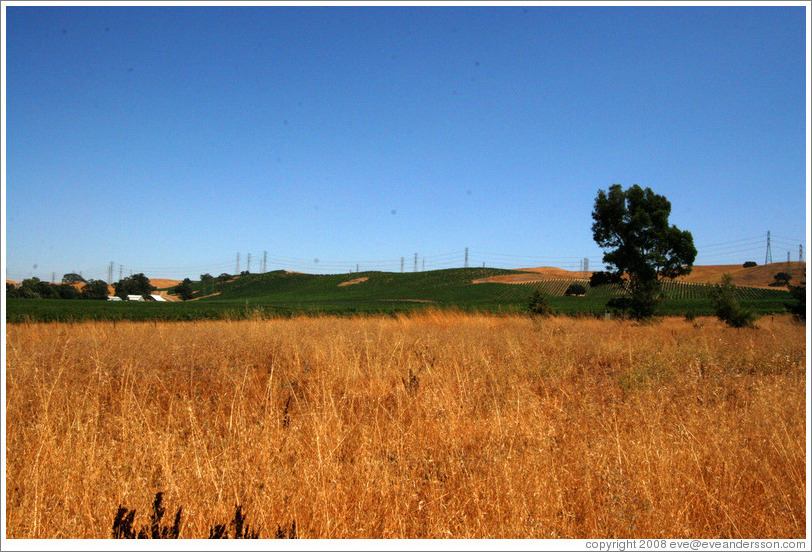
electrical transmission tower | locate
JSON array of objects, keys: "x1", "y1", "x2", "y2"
[
  {"x1": 414, "y1": 253, "x2": 418, "y2": 272},
  {"x1": 108, "y1": 262, "x2": 114, "y2": 284},
  {"x1": 800, "y1": 244, "x2": 804, "y2": 263},
  {"x1": 584, "y1": 258, "x2": 589, "y2": 273},
  {"x1": 401, "y1": 257, "x2": 404, "y2": 273},
  {"x1": 765, "y1": 231, "x2": 773, "y2": 264},
  {"x1": 236, "y1": 253, "x2": 240, "y2": 274},
  {"x1": 247, "y1": 253, "x2": 251, "y2": 273},
  {"x1": 263, "y1": 251, "x2": 268, "y2": 273},
  {"x1": 465, "y1": 247, "x2": 469, "y2": 268}
]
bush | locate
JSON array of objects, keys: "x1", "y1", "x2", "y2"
[
  {"x1": 564, "y1": 283, "x2": 587, "y2": 296},
  {"x1": 528, "y1": 290, "x2": 554, "y2": 316},
  {"x1": 742, "y1": 261, "x2": 757, "y2": 268},
  {"x1": 771, "y1": 272, "x2": 792, "y2": 287},
  {"x1": 712, "y1": 274, "x2": 757, "y2": 328}
]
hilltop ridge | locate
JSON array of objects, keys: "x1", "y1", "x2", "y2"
[{"x1": 475, "y1": 262, "x2": 805, "y2": 289}]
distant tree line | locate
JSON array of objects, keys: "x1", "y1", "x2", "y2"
[
  {"x1": 6, "y1": 277, "x2": 109, "y2": 300},
  {"x1": 6, "y1": 272, "x2": 155, "y2": 301}
]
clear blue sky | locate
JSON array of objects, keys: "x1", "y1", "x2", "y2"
[{"x1": 3, "y1": 2, "x2": 809, "y2": 281}]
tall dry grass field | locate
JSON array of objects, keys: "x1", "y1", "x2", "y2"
[{"x1": 5, "y1": 313, "x2": 806, "y2": 538}]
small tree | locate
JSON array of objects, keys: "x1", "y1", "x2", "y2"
[
  {"x1": 174, "y1": 278, "x2": 194, "y2": 301},
  {"x1": 528, "y1": 290, "x2": 554, "y2": 316},
  {"x1": 712, "y1": 274, "x2": 756, "y2": 328},
  {"x1": 200, "y1": 273, "x2": 215, "y2": 295}
]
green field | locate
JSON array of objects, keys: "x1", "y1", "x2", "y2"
[{"x1": 5, "y1": 268, "x2": 794, "y2": 322}]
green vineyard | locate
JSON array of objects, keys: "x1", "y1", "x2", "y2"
[{"x1": 493, "y1": 279, "x2": 789, "y2": 301}]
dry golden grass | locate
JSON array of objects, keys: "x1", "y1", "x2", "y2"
[{"x1": 4, "y1": 313, "x2": 806, "y2": 539}]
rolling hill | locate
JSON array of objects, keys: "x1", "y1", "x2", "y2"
[{"x1": 472, "y1": 262, "x2": 806, "y2": 289}]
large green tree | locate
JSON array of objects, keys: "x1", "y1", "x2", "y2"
[{"x1": 592, "y1": 184, "x2": 697, "y2": 318}]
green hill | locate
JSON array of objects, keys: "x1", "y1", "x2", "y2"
[
  {"x1": 189, "y1": 268, "x2": 791, "y2": 316},
  {"x1": 193, "y1": 268, "x2": 524, "y2": 310}
]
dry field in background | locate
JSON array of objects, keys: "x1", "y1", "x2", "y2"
[{"x1": 5, "y1": 313, "x2": 806, "y2": 539}]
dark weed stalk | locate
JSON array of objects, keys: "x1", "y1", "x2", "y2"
[
  {"x1": 282, "y1": 394, "x2": 292, "y2": 428},
  {"x1": 112, "y1": 506, "x2": 137, "y2": 539},
  {"x1": 112, "y1": 492, "x2": 182, "y2": 539},
  {"x1": 208, "y1": 504, "x2": 261, "y2": 539}
]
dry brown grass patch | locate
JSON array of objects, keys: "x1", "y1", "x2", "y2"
[{"x1": 4, "y1": 314, "x2": 806, "y2": 538}]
